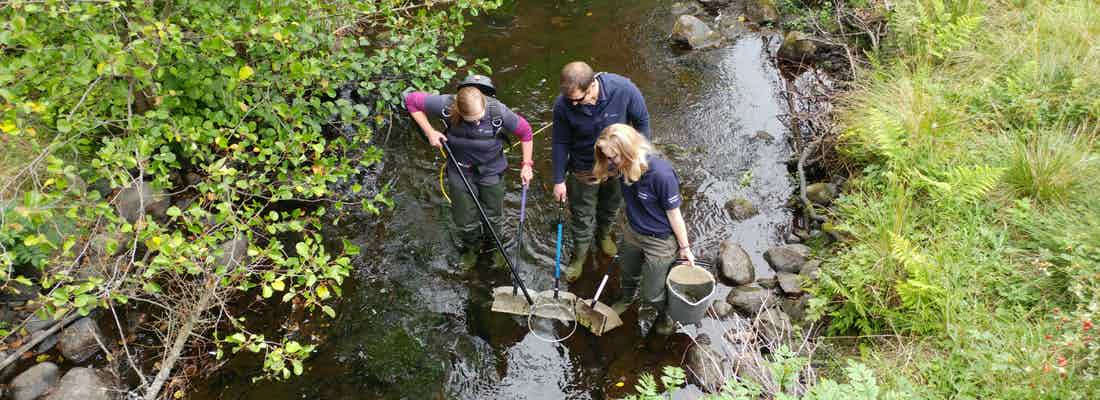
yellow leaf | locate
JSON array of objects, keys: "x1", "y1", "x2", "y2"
[
  {"x1": 316, "y1": 285, "x2": 330, "y2": 299},
  {"x1": 272, "y1": 279, "x2": 285, "y2": 291},
  {"x1": 238, "y1": 102, "x2": 249, "y2": 112},
  {"x1": 0, "y1": 120, "x2": 16, "y2": 134},
  {"x1": 238, "y1": 65, "x2": 254, "y2": 81},
  {"x1": 615, "y1": 382, "x2": 624, "y2": 387},
  {"x1": 273, "y1": 31, "x2": 283, "y2": 41},
  {"x1": 174, "y1": 390, "x2": 184, "y2": 399}
]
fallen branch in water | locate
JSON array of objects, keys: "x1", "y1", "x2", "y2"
[{"x1": 0, "y1": 311, "x2": 80, "y2": 372}]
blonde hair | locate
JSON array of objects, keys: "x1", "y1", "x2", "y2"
[
  {"x1": 594, "y1": 124, "x2": 653, "y2": 184},
  {"x1": 448, "y1": 86, "x2": 485, "y2": 125}
]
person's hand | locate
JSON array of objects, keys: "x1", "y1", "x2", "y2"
[
  {"x1": 520, "y1": 164, "x2": 534, "y2": 185},
  {"x1": 553, "y1": 182, "x2": 567, "y2": 203},
  {"x1": 426, "y1": 128, "x2": 447, "y2": 149},
  {"x1": 679, "y1": 246, "x2": 695, "y2": 266}
]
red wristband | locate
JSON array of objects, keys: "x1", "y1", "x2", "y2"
[{"x1": 521, "y1": 160, "x2": 535, "y2": 167}]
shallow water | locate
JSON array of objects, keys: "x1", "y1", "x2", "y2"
[{"x1": 194, "y1": 0, "x2": 792, "y2": 398}]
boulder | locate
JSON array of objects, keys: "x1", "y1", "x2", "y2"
[
  {"x1": 805, "y1": 182, "x2": 838, "y2": 205},
  {"x1": 800, "y1": 259, "x2": 821, "y2": 281},
  {"x1": 25, "y1": 313, "x2": 55, "y2": 334},
  {"x1": 217, "y1": 236, "x2": 250, "y2": 270},
  {"x1": 711, "y1": 300, "x2": 733, "y2": 318},
  {"x1": 777, "y1": 272, "x2": 803, "y2": 296},
  {"x1": 2, "y1": 278, "x2": 38, "y2": 302},
  {"x1": 10, "y1": 362, "x2": 60, "y2": 400},
  {"x1": 756, "y1": 276, "x2": 779, "y2": 289},
  {"x1": 714, "y1": 12, "x2": 749, "y2": 39},
  {"x1": 753, "y1": 307, "x2": 793, "y2": 346},
  {"x1": 717, "y1": 239, "x2": 754, "y2": 285},
  {"x1": 779, "y1": 31, "x2": 818, "y2": 64},
  {"x1": 59, "y1": 317, "x2": 103, "y2": 363},
  {"x1": 672, "y1": 14, "x2": 723, "y2": 50},
  {"x1": 726, "y1": 286, "x2": 777, "y2": 315},
  {"x1": 684, "y1": 334, "x2": 727, "y2": 392},
  {"x1": 724, "y1": 327, "x2": 756, "y2": 345},
  {"x1": 751, "y1": 130, "x2": 774, "y2": 142},
  {"x1": 671, "y1": 1, "x2": 703, "y2": 16},
  {"x1": 112, "y1": 180, "x2": 155, "y2": 223},
  {"x1": 725, "y1": 196, "x2": 758, "y2": 221},
  {"x1": 781, "y1": 295, "x2": 810, "y2": 323},
  {"x1": 732, "y1": 0, "x2": 779, "y2": 24},
  {"x1": 764, "y1": 244, "x2": 811, "y2": 273},
  {"x1": 44, "y1": 367, "x2": 117, "y2": 400}
]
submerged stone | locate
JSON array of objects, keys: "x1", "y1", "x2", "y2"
[{"x1": 672, "y1": 15, "x2": 723, "y2": 50}]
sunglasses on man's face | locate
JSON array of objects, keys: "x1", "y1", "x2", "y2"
[{"x1": 567, "y1": 86, "x2": 590, "y2": 105}]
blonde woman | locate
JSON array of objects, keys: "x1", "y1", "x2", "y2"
[{"x1": 594, "y1": 124, "x2": 693, "y2": 335}]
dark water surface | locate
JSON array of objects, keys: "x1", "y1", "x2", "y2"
[{"x1": 195, "y1": 0, "x2": 791, "y2": 398}]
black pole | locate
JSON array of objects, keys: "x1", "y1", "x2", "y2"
[{"x1": 441, "y1": 141, "x2": 534, "y2": 305}]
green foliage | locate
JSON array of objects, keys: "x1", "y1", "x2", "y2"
[
  {"x1": 621, "y1": 352, "x2": 889, "y2": 400},
  {"x1": 1, "y1": 0, "x2": 499, "y2": 388},
  {"x1": 1004, "y1": 128, "x2": 1097, "y2": 205},
  {"x1": 822, "y1": 0, "x2": 1100, "y2": 397}
]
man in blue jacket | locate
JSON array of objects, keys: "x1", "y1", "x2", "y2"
[{"x1": 551, "y1": 61, "x2": 650, "y2": 282}]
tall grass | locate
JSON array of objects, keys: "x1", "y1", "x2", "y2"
[{"x1": 820, "y1": 0, "x2": 1100, "y2": 397}]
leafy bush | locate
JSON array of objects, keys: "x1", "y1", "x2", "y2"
[
  {"x1": 820, "y1": 0, "x2": 1100, "y2": 397},
  {"x1": 622, "y1": 354, "x2": 890, "y2": 400},
  {"x1": 1, "y1": 0, "x2": 499, "y2": 396}
]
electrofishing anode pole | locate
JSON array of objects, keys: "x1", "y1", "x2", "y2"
[
  {"x1": 512, "y1": 183, "x2": 528, "y2": 297},
  {"x1": 553, "y1": 201, "x2": 564, "y2": 299},
  {"x1": 441, "y1": 141, "x2": 533, "y2": 305}
]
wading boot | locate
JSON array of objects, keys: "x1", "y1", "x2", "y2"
[
  {"x1": 597, "y1": 229, "x2": 617, "y2": 256},
  {"x1": 610, "y1": 287, "x2": 636, "y2": 315},
  {"x1": 654, "y1": 313, "x2": 676, "y2": 336},
  {"x1": 492, "y1": 251, "x2": 508, "y2": 270},
  {"x1": 458, "y1": 248, "x2": 479, "y2": 271},
  {"x1": 565, "y1": 243, "x2": 590, "y2": 283}
]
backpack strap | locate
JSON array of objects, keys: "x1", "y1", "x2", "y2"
[
  {"x1": 438, "y1": 94, "x2": 455, "y2": 132},
  {"x1": 487, "y1": 99, "x2": 504, "y2": 137}
]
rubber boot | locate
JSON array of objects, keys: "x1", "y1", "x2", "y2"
[
  {"x1": 654, "y1": 313, "x2": 676, "y2": 336},
  {"x1": 597, "y1": 229, "x2": 617, "y2": 256},
  {"x1": 458, "y1": 247, "x2": 478, "y2": 271},
  {"x1": 610, "y1": 287, "x2": 636, "y2": 315},
  {"x1": 565, "y1": 243, "x2": 589, "y2": 283},
  {"x1": 492, "y1": 251, "x2": 508, "y2": 270}
]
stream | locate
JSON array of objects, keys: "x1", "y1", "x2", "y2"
[{"x1": 195, "y1": 0, "x2": 792, "y2": 398}]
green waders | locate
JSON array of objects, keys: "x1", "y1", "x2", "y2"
[
  {"x1": 616, "y1": 224, "x2": 678, "y2": 334},
  {"x1": 565, "y1": 171, "x2": 623, "y2": 281},
  {"x1": 447, "y1": 171, "x2": 505, "y2": 268}
]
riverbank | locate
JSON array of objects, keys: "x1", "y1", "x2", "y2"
[{"x1": 818, "y1": 0, "x2": 1099, "y2": 397}]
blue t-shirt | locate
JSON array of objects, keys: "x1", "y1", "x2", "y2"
[
  {"x1": 621, "y1": 155, "x2": 681, "y2": 238},
  {"x1": 551, "y1": 72, "x2": 651, "y2": 183}
]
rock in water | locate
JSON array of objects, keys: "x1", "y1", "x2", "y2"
[
  {"x1": 800, "y1": 259, "x2": 822, "y2": 280},
  {"x1": 671, "y1": 1, "x2": 703, "y2": 16},
  {"x1": 754, "y1": 307, "x2": 793, "y2": 346},
  {"x1": 805, "y1": 182, "x2": 838, "y2": 205},
  {"x1": 743, "y1": 0, "x2": 779, "y2": 24},
  {"x1": 718, "y1": 239, "x2": 755, "y2": 285},
  {"x1": 59, "y1": 317, "x2": 104, "y2": 363},
  {"x1": 10, "y1": 362, "x2": 60, "y2": 400},
  {"x1": 684, "y1": 334, "x2": 727, "y2": 392},
  {"x1": 764, "y1": 244, "x2": 811, "y2": 273},
  {"x1": 726, "y1": 286, "x2": 777, "y2": 315},
  {"x1": 777, "y1": 272, "x2": 803, "y2": 295},
  {"x1": 725, "y1": 196, "x2": 759, "y2": 221},
  {"x1": 672, "y1": 15, "x2": 723, "y2": 50},
  {"x1": 45, "y1": 368, "x2": 116, "y2": 400},
  {"x1": 779, "y1": 31, "x2": 818, "y2": 64}
]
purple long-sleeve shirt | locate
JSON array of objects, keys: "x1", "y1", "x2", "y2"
[{"x1": 404, "y1": 91, "x2": 532, "y2": 141}]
